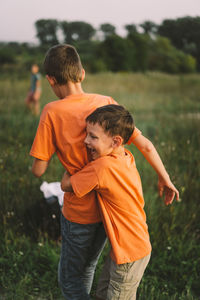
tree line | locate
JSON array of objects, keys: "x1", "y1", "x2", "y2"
[{"x1": 1, "y1": 16, "x2": 200, "y2": 74}]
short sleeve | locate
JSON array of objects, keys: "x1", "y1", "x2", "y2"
[
  {"x1": 36, "y1": 73, "x2": 41, "y2": 80},
  {"x1": 127, "y1": 127, "x2": 142, "y2": 145},
  {"x1": 70, "y1": 163, "x2": 99, "y2": 198},
  {"x1": 30, "y1": 108, "x2": 56, "y2": 160},
  {"x1": 109, "y1": 97, "x2": 118, "y2": 105}
]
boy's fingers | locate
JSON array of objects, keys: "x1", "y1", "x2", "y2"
[
  {"x1": 175, "y1": 189, "x2": 179, "y2": 201},
  {"x1": 159, "y1": 181, "x2": 180, "y2": 204},
  {"x1": 158, "y1": 183, "x2": 164, "y2": 197},
  {"x1": 164, "y1": 188, "x2": 175, "y2": 205}
]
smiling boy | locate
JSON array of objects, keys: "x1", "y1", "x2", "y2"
[{"x1": 61, "y1": 104, "x2": 179, "y2": 300}]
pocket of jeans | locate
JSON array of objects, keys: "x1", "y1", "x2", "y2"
[{"x1": 110, "y1": 260, "x2": 130, "y2": 283}]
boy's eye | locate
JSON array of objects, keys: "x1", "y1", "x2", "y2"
[{"x1": 90, "y1": 134, "x2": 98, "y2": 139}]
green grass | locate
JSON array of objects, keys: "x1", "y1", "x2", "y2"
[{"x1": 0, "y1": 72, "x2": 200, "y2": 299}]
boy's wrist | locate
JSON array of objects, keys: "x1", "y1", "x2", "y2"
[
  {"x1": 61, "y1": 171, "x2": 72, "y2": 192},
  {"x1": 158, "y1": 173, "x2": 170, "y2": 181}
]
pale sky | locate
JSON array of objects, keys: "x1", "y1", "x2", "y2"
[{"x1": 0, "y1": 0, "x2": 199, "y2": 43}]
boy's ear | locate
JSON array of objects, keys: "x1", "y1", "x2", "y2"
[
  {"x1": 81, "y1": 69, "x2": 85, "y2": 82},
  {"x1": 112, "y1": 136, "x2": 123, "y2": 148},
  {"x1": 46, "y1": 75, "x2": 57, "y2": 86}
]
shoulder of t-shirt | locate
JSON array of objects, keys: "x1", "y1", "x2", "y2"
[
  {"x1": 41, "y1": 101, "x2": 55, "y2": 114},
  {"x1": 89, "y1": 156, "x2": 114, "y2": 174},
  {"x1": 92, "y1": 151, "x2": 135, "y2": 167},
  {"x1": 40, "y1": 93, "x2": 117, "y2": 121},
  {"x1": 39, "y1": 100, "x2": 61, "y2": 122},
  {"x1": 86, "y1": 93, "x2": 117, "y2": 105}
]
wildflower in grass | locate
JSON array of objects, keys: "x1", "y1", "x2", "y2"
[
  {"x1": 19, "y1": 251, "x2": 24, "y2": 255},
  {"x1": 7, "y1": 211, "x2": 14, "y2": 217},
  {"x1": 38, "y1": 242, "x2": 43, "y2": 247},
  {"x1": 167, "y1": 246, "x2": 172, "y2": 250},
  {"x1": 180, "y1": 186, "x2": 185, "y2": 193}
]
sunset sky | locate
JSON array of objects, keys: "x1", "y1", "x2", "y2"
[{"x1": 0, "y1": 0, "x2": 199, "y2": 43}]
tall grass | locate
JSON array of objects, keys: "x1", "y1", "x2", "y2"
[{"x1": 0, "y1": 72, "x2": 200, "y2": 299}]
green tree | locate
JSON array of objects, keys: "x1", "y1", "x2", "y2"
[
  {"x1": 60, "y1": 21, "x2": 95, "y2": 43},
  {"x1": 124, "y1": 24, "x2": 137, "y2": 35},
  {"x1": 98, "y1": 35, "x2": 135, "y2": 72},
  {"x1": 60, "y1": 21, "x2": 72, "y2": 44},
  {"x1": 177, "y1": 52, "x2": 196, "y2": 73},
  {"x1": 75, "y1": 40, "x2": 101, "y2": 72},
  {"x1": 148, "y1": 36, "x2": 196, "y2": 73},
  {"x1": 127, "y1": 32, "x2": 150, "y2": 71},
  {"x1": 158, "y1": 17, "x2": 200, "y2": 69},
  {"x1": 100, "y1": 23, "x2": 116, "y2": 39},
  {"x1": 0, "y1": 45, "x2": 16, "y2": 65},
  {"x1": 139, "y1": 21, "x2": 158, "y2": 35},
  {"x1": 35, "y1": 19, "x2": 59, "y2": 46}
]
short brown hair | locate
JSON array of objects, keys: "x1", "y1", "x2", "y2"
[
  {"x1": 43, "y1": 44, "x2": 83, "y2": 85},
  {"x1": 86, "y1": 105, "x2": 135, "y2": 144}
]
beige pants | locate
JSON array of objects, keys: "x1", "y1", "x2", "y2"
[{"x1": 96, "y1": 253, "x2": 151, "y2": 300}]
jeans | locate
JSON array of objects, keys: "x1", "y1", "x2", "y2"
[{"x1": 58, "y1": 213, "x2": 107, "y2": 300}]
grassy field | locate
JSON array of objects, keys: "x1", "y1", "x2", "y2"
[{"x1": 0, "y1": 72, "x2": 200, "y2": 299}]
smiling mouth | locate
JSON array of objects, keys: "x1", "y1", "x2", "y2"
[
  {"x1": 87, "y1": 147, "x2": 97, "y2": 158},
  {"x1": 90, "y1": 148, "x2": 96, "y2": 156}
]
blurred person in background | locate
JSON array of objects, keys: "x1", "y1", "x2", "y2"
[{"x1": 25, "y1": 64, "x2": 41, "y2": 115}]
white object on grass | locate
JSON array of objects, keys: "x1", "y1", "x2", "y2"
[{"x1": 40, "y1": 181, "x2": 64, "y2": 206}]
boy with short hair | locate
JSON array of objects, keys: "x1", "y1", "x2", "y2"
[
  {"x1": 61, "y1": 104, "x2": 179, "y2": 300},
  {"x1": 30, "y1": 44, "x2": 123, "y2": 300},
  {"x1": 30, "y1": 44, "x2": 178, "y2": 300},
  {"x1": 25, "y1": 64, "x2": 41, "y2": 115}
]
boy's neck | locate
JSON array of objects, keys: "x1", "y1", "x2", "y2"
[
  {"x1": 111, "y1": 145, "x2": 126, "y2": 157},
  {"x1": 55, "y1": 82, "x2": 84, "y2": 99}
]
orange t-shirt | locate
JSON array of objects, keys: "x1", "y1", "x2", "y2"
[
  {"x1": 70, "y1": 149, "x2": 151, "y2": 264},
  {"x1": 30, "y1": 93, "x2": 141, "y2": 224}
]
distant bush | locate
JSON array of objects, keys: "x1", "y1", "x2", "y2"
[
  {"x1": 98, "y1": 35, "x2": 135, "y2": 72},
  {"x1": 148, "y1": 36, "x2": 196, "y2": 73},
  {"x1": 0, "y1": 46, "x2": 16, "y2": 64},
  {"x1": 177, "y1": 52, "x2": 196, "y2": 73},
  {"x1": 126, "y1": 32, "x2": 150, "y2": 72},
  {"x1": 0, "y1": 34, "x2": 197, "y2": 75}
]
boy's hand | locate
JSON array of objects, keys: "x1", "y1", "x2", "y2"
[
  {"x1": 61, "y1": 171, "x2": 73, "y2": 192},
  {"x1": 158, "y1": 177, "x2": 179, "y2": 205}
]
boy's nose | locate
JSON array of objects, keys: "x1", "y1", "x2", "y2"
[{"x1": 84, "y1": 135, "x2": 89, "y2": 144}]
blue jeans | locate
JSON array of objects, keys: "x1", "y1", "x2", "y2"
[{"x1": 58, "y1": 213, "x2": 107, "y2": 300}]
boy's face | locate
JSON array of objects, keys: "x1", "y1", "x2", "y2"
[
  {"x1": 84, "y1": 122, "x2": 115, "y2": 160},
  {"x1": 32, "y1": 65, "x2": 39, "y2": 74}
]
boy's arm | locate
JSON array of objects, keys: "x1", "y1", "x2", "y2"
[
  {"x1": 30, "y1": 105, "x2": 56, "y2": 174},
  {"x1": 32, "y1": 158, "x2": 50, "y2": 177},
  {"x1": 61, "y1": 171, "x2": 73, "y2": 192},
  {"x1": 33, "y1": 78, "x2": 41, "y2": 100},
  {"x1": 132, "y1": 134, "x2": 179, "y2": 205},
  {"x1": 36, "y1": 78, "x2": 41, "y2": 88},
  {"x1": 61, "y1": 163, "x2": 99, "y2": 197}
]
